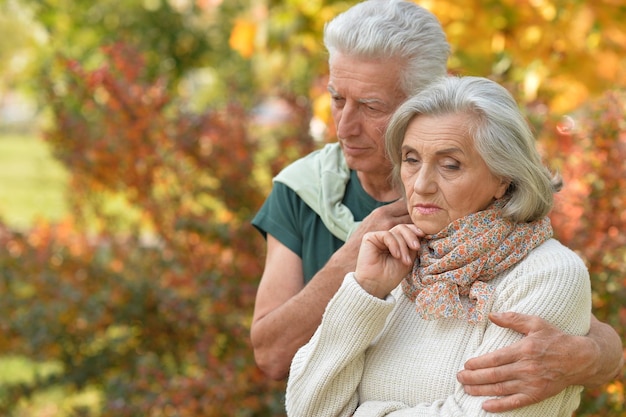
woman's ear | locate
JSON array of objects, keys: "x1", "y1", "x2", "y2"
[{"x1": 494, "y1": 178, "x2": 511, "y2": 200}]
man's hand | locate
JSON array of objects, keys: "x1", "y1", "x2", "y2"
[
  {"x1": 349, "y1": 199, "x2": 412, "y2": 245},
  {"x1": 457, "y1": 311, "x2": 599, "y2": 413}
]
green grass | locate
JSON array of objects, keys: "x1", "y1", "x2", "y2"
[
  {"x1": 0, "y1": 133, "x2": 69, "y2": 229},
  {"x1": 0, "y1": 133, "x2": 100, "y2": 416},
  {"x1": 0, "y1": 132, "x2": 150, "y2": 235}
]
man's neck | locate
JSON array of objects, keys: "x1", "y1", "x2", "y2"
[{"x1": 356, "y1": 170, "x2": 400, "y2": 202}]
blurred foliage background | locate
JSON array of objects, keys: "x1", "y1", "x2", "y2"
[{"x1": 0, "y1": 0, "x2": 624, "y2": 416}]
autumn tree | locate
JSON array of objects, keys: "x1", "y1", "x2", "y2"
[{"x1": 544, "y1": 90, "x2": 626, "y2": 415}]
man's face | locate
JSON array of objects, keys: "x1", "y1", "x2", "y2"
[{"x1": 328, "y1": 53, "x2": 407, "y2": 177}]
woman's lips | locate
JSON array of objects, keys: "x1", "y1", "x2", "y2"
[{"x1": 413, "y1": 204, "x2": 440, "y2": 215}]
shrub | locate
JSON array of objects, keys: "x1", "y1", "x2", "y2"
[{"x1": 0, "y1": 42, "x2": 314, "y2": 416}]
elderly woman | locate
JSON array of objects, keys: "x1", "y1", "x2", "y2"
[{"x1": 285, "y1": 76, "x2": 591, "y2": 417}]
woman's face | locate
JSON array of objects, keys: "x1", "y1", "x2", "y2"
[{"x1": 401, "y1": 112, "x2": 509, "y2": 235}]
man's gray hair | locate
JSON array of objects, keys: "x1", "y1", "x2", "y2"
[{"x1": 324, "y1": 0, "x2": 450, "y2": 96}]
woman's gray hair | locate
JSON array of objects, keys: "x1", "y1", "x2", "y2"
[
  {"x1": 324, "y1": 0, "x2": 450, "y2": 96},
  {"x1": 385, "y1": 76, "x2": 562, "y2": 223}
]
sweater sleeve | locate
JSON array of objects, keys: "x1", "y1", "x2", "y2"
[
  {"x1": 286, "y1": 273, "x2": 396, "y2": 417},
  {"x1": 352, "y1": 240, "x2": 592, "y2": 417}
]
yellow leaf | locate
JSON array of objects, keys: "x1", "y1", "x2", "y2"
[{"x1": 229, "y1": 19, "x2": 256, "y2": 58}]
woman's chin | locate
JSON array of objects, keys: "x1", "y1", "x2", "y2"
[{"x1": 411, "y1": 218, "x2": 446, "y2": 236}]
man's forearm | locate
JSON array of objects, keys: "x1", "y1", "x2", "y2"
[
  {"x1": 252, "y1": 240, "x2": 360, "y2": 380},
  {"x1": 252, "y1": 279, "x2": 339, "y2": 380},
  {"x1": 583, "y1": 315, "x2": 624, "y2": 387}
]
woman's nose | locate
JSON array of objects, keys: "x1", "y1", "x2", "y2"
[{"x1": 412, "y1": 167, "x2": 437, "y2": 194}]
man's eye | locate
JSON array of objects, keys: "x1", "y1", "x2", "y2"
[
  {"x1": 364, "y1": 104, "x2": 386, "y2": 114},
  {"x1": 331, "y1": 97, "x2": 345, "y2": 106}
]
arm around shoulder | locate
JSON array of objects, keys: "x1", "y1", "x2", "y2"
[{"x1": 583, "y1": 314, "x2": 624, "y2": 387}]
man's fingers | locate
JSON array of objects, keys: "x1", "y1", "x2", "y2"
[
  {"x1": 461, "y1": 378, "x2": 521, "y2": 397},
  {"x1": 458, "y1": 358, "x2": 524, "y2": 386},
  {"x1": 488, "y1": 311, "x2": 534, "y2": 335},
  {"x1": 461, "y1": 374, "x2": 545, "y2": 413},
  {"x1": 460, "y1": 372, "x2": 545, "y2": 413},
  {"x1": 462, "y1": 312, "x2": 547, "y2": 372},
  {"x1": 488, "y1": 311, "x2": 555, "y2": 336},
  {"x1": 480, "y1": 394, "x2": 535, "y2": 413},
  {"x1": 461, "y1": 343, "x2": 521, "y2": 372},
  {"x1": 381, "y1": 198, "x2": 410, "y2": 217}
]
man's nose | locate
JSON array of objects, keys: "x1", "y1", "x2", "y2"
[{"x1": 336, "y1": 103, "x2": 361, "y2": 138}]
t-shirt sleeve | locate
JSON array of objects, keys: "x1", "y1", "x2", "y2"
[{"x1": 251, "y1": 181, "x2": 304, "y2": 258}]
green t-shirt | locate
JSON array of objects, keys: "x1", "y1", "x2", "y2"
[{"x1": 252, "y1": 170, "x2": 390, "y2": 283}]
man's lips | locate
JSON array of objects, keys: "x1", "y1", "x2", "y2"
[
  {"x1": 341, "y1": 140, "x2": 369, "y2": 154},
  {"x1": 343, "y1": 144, "x2": 367, "y2": 153}
]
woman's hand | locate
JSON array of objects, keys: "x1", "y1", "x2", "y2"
[{"x1": 354, "y1": 224, "x2": 423, "y2": 299}]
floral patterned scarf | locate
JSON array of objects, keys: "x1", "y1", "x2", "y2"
[{"x1": 402, "y1": 201, "x2": 553, "y2": 323}]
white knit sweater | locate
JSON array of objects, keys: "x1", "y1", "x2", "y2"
[{"x1": 286, "y1": 239, "x2": 591, "y2": 417}]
